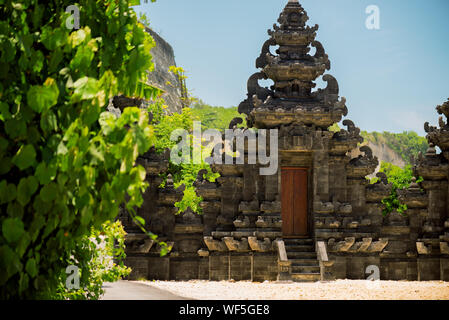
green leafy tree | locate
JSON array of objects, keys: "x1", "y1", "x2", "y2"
[
  {"x1": 191, "y1": 100, "x2": 246, "y2": 131},
  {"x1": 0, "y1": 0, "x2": 159, "y2": 299}
]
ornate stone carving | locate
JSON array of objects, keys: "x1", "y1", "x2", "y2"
[
  {"x1": 203, "y1": 236, "x2": 228, "y2": 252},
  {"x1": 248, "y1": 237, "x2": 273, "y2": 252},
  {"x1": 223, "y1": 237, "x2": 250, "y2": 252},
  {"x1": 313, "y1": 201, "x2": 334, "y2": 214},
  {"x1": 328, "y1": 237, "x2": 388, "y2": 253},
  {"x1": 233, "y1": 216, "x2": 251, "y2": 228},
  {"x1": 256, "y1": 38, "x2": 277, "y2": 69},
  {"x1": 416, "y1": 241, "x2": 432, "y2": 255},
  {"x1": 125, "y1": 234, "x2": 155, "y2": 254},
  {"x1": 347, "y1": 145, "x2": 379, "y2": 178},
  {"x1": 424, "y1": 98, "x2": 449, "y2": 154}
]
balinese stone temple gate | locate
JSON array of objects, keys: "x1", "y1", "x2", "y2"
[{"x1": 119, "y1": 0, "x2": 449, "y2": 281}]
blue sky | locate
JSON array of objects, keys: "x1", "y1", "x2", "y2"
[{"x1": 135, "y1": 0, "x2": 449, "y2": 136}]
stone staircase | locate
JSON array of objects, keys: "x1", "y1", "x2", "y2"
[{"x1": 284, "y1": 238, "x2": 321, "y2": 282}]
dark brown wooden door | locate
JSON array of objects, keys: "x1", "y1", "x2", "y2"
[{"x1": 281, "y1": 167, "x2": 308, "y2": 237}]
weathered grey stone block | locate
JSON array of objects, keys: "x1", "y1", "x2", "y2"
[
  {"x1": 209, "y1": 254, "x2": 229, "y2": 281},
  {"x1": 418, "y1": 258, "x2": 440, "y2": 281},
  {"x1": 148, "y1": 257, "x2": 169, "y2": 280},
  {"x1": 170, "y1": 258, "x2": 199, "y2": 280},
  {"x1": 230, "y1": 254, "x2": 252, "y2": 281},
  {"x1": 253, "y1": 254, "x2": 277, "y2": 282},
  {"x1": 125, "y1": 257, "x2": 149, "y2": 280}
]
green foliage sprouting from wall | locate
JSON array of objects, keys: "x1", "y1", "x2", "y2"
[
  {"x1": 147, "y1": 98, "x2": 219, "y2": 215},
  {"x1": 371, "y1": 162, "x2": 423, "y2": 215}
]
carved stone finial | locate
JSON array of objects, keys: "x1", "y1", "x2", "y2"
[
  {"x1": 409, "y1": 177, "x2": 420, "y2": 190},
  {"x1": 425, "y1": 143, "x2": 436, "y2": 156},
  {"x1": 229, "y1": 117, "x2": 243, "y2": 130},
  {"x1": 166, "y1": 174, "x2": 174, "y2": 188},
  {"x1": 181, "y1": 207, "x2": 201, "y2": 224},
  {"x1": 360, "y1": 145, "x2": 374, "y2": 159},
  {"x1": 252, "y1": 94, "x2": 263, "y2": 108},
  {"x1": 436, "y1": 98, "x2": 449, "y2": 120}
]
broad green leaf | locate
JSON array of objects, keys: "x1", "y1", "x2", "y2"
[
  {"x1": 71, "y1": 77, "x2": 99, "y2": 102},
  {"x1": 29, "y1": 214, "x2": 45, "y2": 242},
  {"x1": 2, "y1": 217, "x2": 25, "y2": 244},
  {"x1": 39, "y1": 183, "x2": 58, "y2": 202},
  {"x1": 0, "y1": 101, "x2": 11, "y2": 121},
  {"x1": 40, "y1": 110, "x2": 58, "y2": 133},
  {"x1": 40, "y1": 26, "x2": 67, "y2": 51},
  {"x1": 0, "y1": 181, "x2": 16, "y2": 204},
  {"x1": 16, "y1": 232, "x2": 31, "y2": 258},
  {"x1": 25, "y1": 258, "x2": 38, "y2": 278},
  {"x1": 70, "y1": 39, "x2": 97, "y2": 71},
  {"x1": 30, "y1": 49, "x2": 44, "y2": 73},
  {"x1": 35, "y1": 162, "x2": 57, "y2": 185},
  {"x1": 12, "y1": 144, "x2": 36, "y2": 170},
  {"x1": 7, "y1": 201, "x2": 24, "y2": 219},
  {"x1": 98, "y1": 70, "x2": 118, "y2": 100},
  {"x1": 27, "y1": 78, "x2": 59, "y2": 113},
  {"x1": 0, "y1": 245, "x2": 22, "y2": 285},
  {"x1": 17, "y1": 176, "x2": 38, "y2": 206}
]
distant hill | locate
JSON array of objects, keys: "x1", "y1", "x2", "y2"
[
  {"x1": 191, "y1": 101, "x2": 246, "y2": 131},
  {"x1": 360, "y1": 131, "x2": 428, "y2": 165}
]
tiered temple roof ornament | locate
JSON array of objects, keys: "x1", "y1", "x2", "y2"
[{"x1": 238, "y1": 0, "x2": 347, "y2": 129}]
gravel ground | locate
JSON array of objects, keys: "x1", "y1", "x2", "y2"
[{"x1": 138, "y1": 279, "x2": 449, "y2": 300}]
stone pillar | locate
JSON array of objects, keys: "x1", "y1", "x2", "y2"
[
  {"x1": 329, "y1": 155, "x2": 347, "y2": 203},
  {"x1": 313, "y1": 150, "x2": 330, "y2": 202},
  {"x1": 347, "y1": 178, "x2": 367, "y2": 214}
]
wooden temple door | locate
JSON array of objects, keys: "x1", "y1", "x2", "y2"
[{"x1": 281, "y1": 167, "x2": 308, "y2": 237}]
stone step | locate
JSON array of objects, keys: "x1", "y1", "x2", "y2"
[
  {"x1": 291, "y1": 272, "x2": 321, "y2": 282},
  {"x1": 287, "y1": 251, "x2": 317, "y2": 259},
  {"x1": 290, "y1": 259, "x2": 320, "y2": 266},
  {"x1": 284, "y1": 244, "x2": 314, "y2": 252},
  {"x1": 291, "y1": 265, "x2": 320, "y2": 273}
]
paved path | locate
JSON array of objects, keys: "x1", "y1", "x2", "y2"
[{"x1": 101, "y1": 280, "x2": 189, "y2": 300}]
